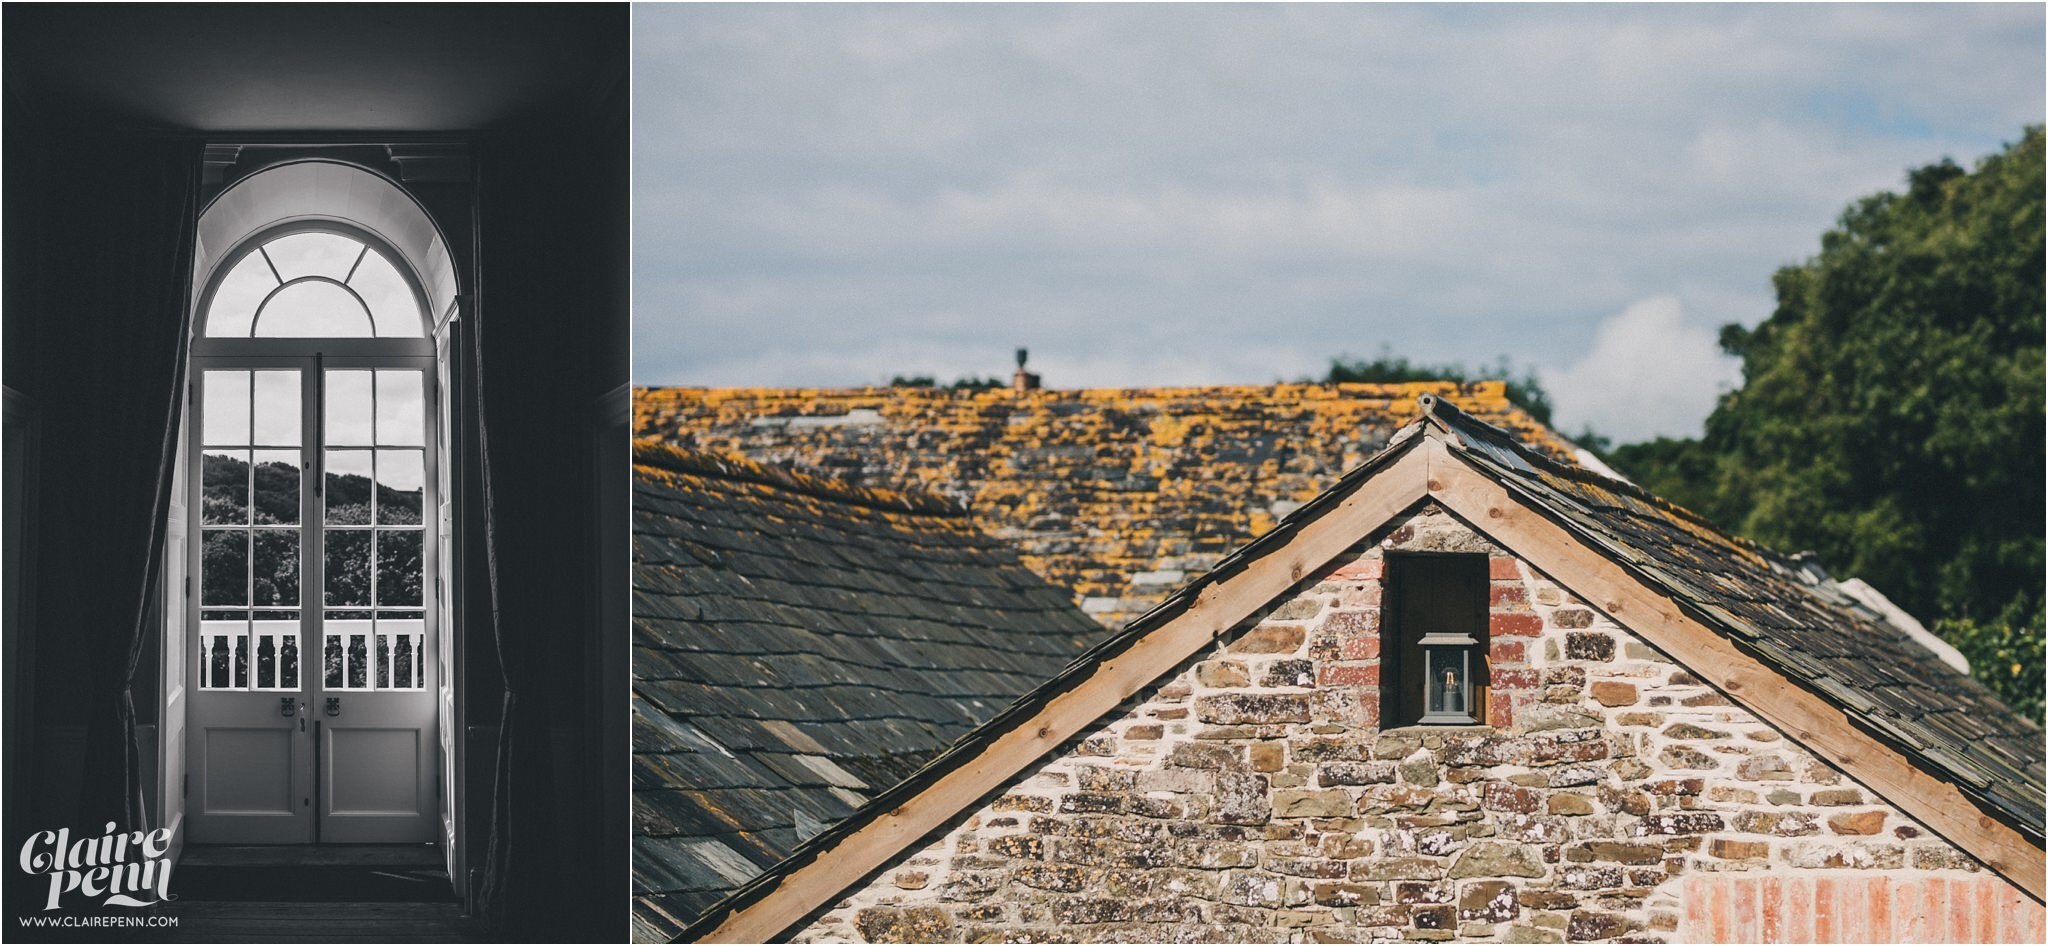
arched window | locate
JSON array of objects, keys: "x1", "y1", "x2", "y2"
[
  {"x1": 203, "y1": 230, "x2": 425, "y2": 339},
  {"x1": 177, "y1": 160, "x2": 452, "y2": 846}
]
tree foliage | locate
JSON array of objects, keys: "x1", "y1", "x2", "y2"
[{"x1": 1608, "y1": 127, "x2": 2045, "y2": 717}]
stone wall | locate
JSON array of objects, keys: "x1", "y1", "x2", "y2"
[{"x1": 793, "y1": 504, "x2": 2044, "y2": 944}]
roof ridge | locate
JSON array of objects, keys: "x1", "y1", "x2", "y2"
[
  {"x1": 631, "y1": 439, "x2": 965, "y2": 517},
  {"x1": 634, "y1": 379, "x2": 1520, "y2": 400},
  {"x1": 1417, "y1": 393, "x2": 1778, "y2": 562}
]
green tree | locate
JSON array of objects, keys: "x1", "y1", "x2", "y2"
[{"x1": 1609, "y1": 128, "x2": 2045, "y2": 717}]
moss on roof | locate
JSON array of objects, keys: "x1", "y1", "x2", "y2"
[{"x1": 636, "y1": 381, "x2": 1570, "y2": 628}]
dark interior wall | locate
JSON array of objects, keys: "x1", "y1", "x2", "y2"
[{"x1": 1, "y1": 4, "x2": 628, "y2": 939}]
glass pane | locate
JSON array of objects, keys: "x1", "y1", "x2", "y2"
[
  {"x1": 201, "y1": 450, "x2": 249, "y2": 525},
  {"x1": 351, "y1": 248, "x2": 424, "y2": 338},
  {"x1": 375, "y1": 371, "x2": 425, "y2": 446},
  {"x1": 325, "y1": 371, "x2": 374, "y2": 445},
  {"x1": 202, "y1": 371, "x2": 249, "y2": 446},
  {"x1": 381, "y1": 618, "x2": 426, "y2": 689},
  {"x1": 376, "y1": 450, "x2": 424, "y2": 525},
  {"x1": 323, "y1": 620, "x2": 373, "y2": 690},
  {"x1": 324, "y1": 531, "x2": 371, "y2": 607},
  {"x1": 251, "y1": 450, "x2": 300, "y2": 525},
  {"x1": 255, "y1": 280, "x2": 374, "y2": 337},
  {"x1": 1425, "y1": 647, "x2": 1470, "y2": 718},
  {"x1": 262, "y1": 232, "x2": 362, "y2": 282},
  {"x1": 376, "y1": 531, "x2": 423, "y2": 607},
  {"x1": 324, "y1": 450, "x2": 374, "y2": 524},
  {"x1": 201, "y1": 529, "x2": 247, "y2": 606},
  {"x1": 251, "y1": 530, "x2": 300, "y2": 607},
  {"x1": 250, "y1": 616, "x2": 299, "y2": 691},
  {"x1": 204, "y1": 251, "x2": 275, "y2": 337},
  {"x1": 251, "y1": 370, "x2": 301, "y2": 445},
  {"x1": 199, "y1": 619, "x2": 246, "y2": 690}
]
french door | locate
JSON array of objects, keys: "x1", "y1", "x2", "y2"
[{"x1": 185, "y1": 355, "x2": 439, "y2": 844}]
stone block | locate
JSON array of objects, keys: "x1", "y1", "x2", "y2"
[
  {"x1": 1707, "y1": 838, "x2": 1769, "y2": 860},
  {"x1": 1826, "y1": 810, "x2": 1886, "y2": 835},
  {"x1": 1273, "y1": 789, "x2": 1354, "y2": 818},
  {"x1": 1319, "y1": 761, "x2": 1397, "y2": 785},
  {"x1": 1264, "y1": 659, "x2": 1317, "y2": 688},
  {"x1": 1448, "y1": 842, "x2": 1545, "y2": 879},
  {"x1": 1562, "y1": 632, "x2": 1614, "y2": 661},
  {"x1": 1233, "y1": 623, "x2": 1307, "y2": 654},
  {"x1": 1249, "y1": 741, "x2": 1286, "y2": 773},
  {"x1": 1550, "y1": 608, "x2": 1595, "y2": 629},
  {"x1": 1197, "y1": 693, "x2": 1310, "y2": 725},
  {"x1": 1214, "y1": 772, "x2": 1271, "y2": 826},
  {"x1": 1459, "y1": 880, "x2": 1520, "y2": 921},
  {"x1": 1546, "y1": 793, "x2": 1593, "y2": 816},
  {"x1": 1588, "y1": 681, "x2": 1637, "y2": 706}
]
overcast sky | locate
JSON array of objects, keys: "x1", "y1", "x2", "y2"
[{"x1": 631, "y1": 3, "x2": 2042, "y2": 442}]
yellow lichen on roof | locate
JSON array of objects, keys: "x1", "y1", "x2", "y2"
[{"x1": 636, "y1": 381, "x2": 1572, "y2": 628}]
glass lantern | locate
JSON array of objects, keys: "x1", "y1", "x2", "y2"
[{"x1": 1418, "y1": 629, "x2": 1479, "y2": 724}]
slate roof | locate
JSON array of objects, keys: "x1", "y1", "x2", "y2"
[
  {"x1": 1417, "y1": 394, "x2": 2048, "y2": 845},
  {"x1": 636, "y1": 381, "x2": 1578, "y2": 628},
  {"x1": 630, "y1": 442, "x2": 1106, "y2": 942},
  {"x1": 676, "y1": 396, "x2": 2045, "y2": 942}
]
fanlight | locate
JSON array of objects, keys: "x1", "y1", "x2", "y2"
[{"x1": 205, "y1": 232, "x2": 423, "y2": 338}]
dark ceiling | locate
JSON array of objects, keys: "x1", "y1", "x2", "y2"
[{"x1": 3, "y1": 3, "x2": 624, "y2": 134}]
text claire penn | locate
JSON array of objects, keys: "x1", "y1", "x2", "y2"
[{"x1": 18, "y1": 823, "x2": 176, "y2": 911}]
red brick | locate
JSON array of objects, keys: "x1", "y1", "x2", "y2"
[
  {"x1": 1949, "y1": 876, "x2": 1974, "y2": 943},
  {"x1": 1489, "y1": 583, "x2": 1527, "y2": 606},
  {"x1": 1330, "y1": 558, "x2": 1382, "y2": 580},
  {"x1": 1710, "y1": 876, "x2": 1731, "y2": 943},
  {"x1": 1339, "y1": 636, "x2": 1380, "y2": 660},
  {"x1": 1785, "y1": 876, "x2": 1814, "y2": 944},
  {"x1": 1490, "y1": 613, "x2": 1543, "y2": 637},
  {"x1": 1488, "y1": 557, "x2": 1521, "y2": 579},
  {"x1": 1487, "y1": 692, "x2": 1519, "y2": 728},
  {"x1": 1922, "y1": 877, "x2": 1946, "y2": 945},
  {"x1": 1975, "y1": 877, "x2": 1998, "y2": 943},
  {"x1": 1815, "y1": 876, "x2": 1836, "y2": 943},
  {"x1": 1489, "y1": 639, "x2": 1526, "y2": 664},
  {"x1": 1491, "y1": 668, "x2": 1539, "y2": 689},
  {"x1": 1869, "y1": 877, "x2": 1892, "y2": 943},
  {"x1": 1839, "y1": 873, "x2": 1868, "y2": 944},
  {"x1": 1761, "y1": 877, "x2": 1783, "y2": 943},
  {"x1": 1732, "y1": 877, "x2": 1759, "y2": 943},
  {"x1": 1319, "y1": 664, "x2": 1378, "y2": 688},
  {"x1": 1684, "y1": 877, "x2": 1709, "y2": 940},
  {"x1": 1890, "y1": 879, "x2": 1919, "y2": 944}
]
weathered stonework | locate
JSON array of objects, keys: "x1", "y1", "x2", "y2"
[{"x1": 791, "y1": 504, "x2": 2044, "y2": 944}]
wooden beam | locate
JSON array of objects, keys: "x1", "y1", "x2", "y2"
[
  {"x1": 1423, "y1": 438, "x2": 2047, "y2": 902},
  {"x1": 699, "y1": 446, "x2": 1434, "y2": 943}
]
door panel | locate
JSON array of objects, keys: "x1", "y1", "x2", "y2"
[
  {"x1": 313, "y1": 364, "x2": 436, "y2": 843},
  {"x1": 187, "y1": 365, "x2": 316, "y2": 844}
]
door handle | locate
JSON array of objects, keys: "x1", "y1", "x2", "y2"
[
  {"x1": 324, "y1": 697, "x2": 342, "y2": 717},
  {"x1": 281, "y1": 698, "x2": 304, "y2": 717}
]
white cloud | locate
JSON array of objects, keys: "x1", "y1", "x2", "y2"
[
  {"x1": 1541, "y1": 297, "x2": 1741, "y2": 442},
  {"x1": 631, "y1": 4, "x2": 2043, "y2": 441}
]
